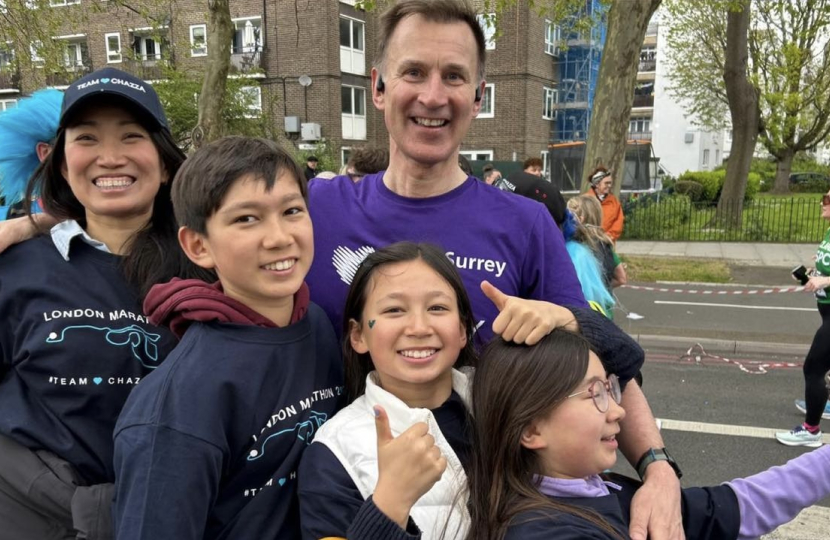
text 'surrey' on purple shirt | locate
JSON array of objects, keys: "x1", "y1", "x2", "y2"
[{"x1": 306, "y1": 172, "x2": 587, "y2": 342}]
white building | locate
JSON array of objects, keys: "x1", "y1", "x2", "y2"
[{"x1": 643, "y1": 11, "x2": 727, "y2": 179}]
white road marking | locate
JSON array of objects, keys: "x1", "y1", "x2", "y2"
[
  {"x1": 658, "y1": 418, "x2": 830, "y2": 444},
  {"x1": 654, "y1": 300, "x2": 814, "y2": 312}
]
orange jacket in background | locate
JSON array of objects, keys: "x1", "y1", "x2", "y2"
[{"x1": 600, "y1": 193, "x2": 624, "y2": 242}]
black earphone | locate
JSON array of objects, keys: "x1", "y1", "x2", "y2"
[{"x1": 375, "y1": 75, "x2": 482, "y2": 102}]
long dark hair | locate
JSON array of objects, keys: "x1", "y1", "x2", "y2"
[
  {"x1": 465, "y1": 330, "x2": 624, "y2": 540},
  {"x1": 342, "y1": 242, "x2": 478, "y2": 403},
  {"x1": 25, "y1": 98, "x2": 214, "y2": 298}
]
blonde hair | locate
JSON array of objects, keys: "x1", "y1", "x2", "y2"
[{"x1": 567, "y1": 195, "x2": 613, "y2": 251}]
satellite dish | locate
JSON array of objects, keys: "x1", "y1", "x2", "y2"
[{"x1": 298, "y1": 75, "x2": 312, "y2": 87}]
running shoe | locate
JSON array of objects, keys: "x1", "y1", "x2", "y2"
[
  {"x1": 775, "y1": 425, "x2": 823, "y2": 447},
  {"x1": 794, "y1": 399, "x2": 830, "y2": 420}
]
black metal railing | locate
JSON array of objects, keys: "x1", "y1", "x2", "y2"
[
  {"x1": 45, "y1": 64, "x2": 91, "y2": 86},
  {"x1": 632, "y1": 94, "x2": 654, "y2": 108},
  {"x1": 0, "y1": 68, "x2": 20, "y2": 89},
  {"x1": 122, "y1": 58, "x2": 165, "y2": 81},
  {"x1": 622, "y1": 196, "x2": 824, "y2": 243},
  {"x1": 230, "y1": 49, "x2": 263, "y2": 73}
]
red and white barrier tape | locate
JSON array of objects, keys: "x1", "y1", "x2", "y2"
[
  {"x1": 679, "y1": 343, "x2": 800, "y2": 375},
  {"x1": 623, "y1": 284, "x2": 805, "y2": 295}
]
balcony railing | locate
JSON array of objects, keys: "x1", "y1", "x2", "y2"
[
  {"x1": 632, "y1": 94, "x2": 654, "y2": 108},
  {"x1": 122, "y1": 58, "x2": 166, "y2": 81},
  {"x1": 230, "y1": 49, "x2": 263, "y2": 74},
  {"x1": 0, "y1": 68, "x2": 20, "y2": 89},
  {"x1": 45, "y1": 64, "x2": 91, "y2": 86},
  {"x1": 628, "y1": 131, "x2": 652, "y2": 141},
  {"x1": 638, "y1": 59, "x2": 656, "y2": 72}
]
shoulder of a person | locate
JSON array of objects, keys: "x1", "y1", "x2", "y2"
[
  {"x1": 0, "y1": 234, "x2": 57, "y2": 265},
  {"x1": 309, "y1": 172, "x2": 372, "y2": 196},
  {"x1": 316, "y1": 396, "x2": 371, "y2": 441}
]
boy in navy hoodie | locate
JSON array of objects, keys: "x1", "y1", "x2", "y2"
[{"x1": 113, "y1": 137, "x2": 344, "y2": 539}]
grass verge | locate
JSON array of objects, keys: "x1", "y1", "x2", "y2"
[{"x1": 620, "y1": 255, "x2": 731, "y2": 283}]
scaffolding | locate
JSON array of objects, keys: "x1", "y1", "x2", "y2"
[{"x1": 553, "y1": 0, "x2": 607, "y2": 144}]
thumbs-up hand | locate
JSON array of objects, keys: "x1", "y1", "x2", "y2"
[
  {"x1": 371, "y1": 406, "x2": 447, "y2": 528},
  {"x1": 481, "y1": 280, "x2": 578, "y2": 345}
]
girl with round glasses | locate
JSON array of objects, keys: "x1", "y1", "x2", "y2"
[
  {"x1": 466, "y1": 330, "x2": 830, "y2": 540},
  {"x1": 775, "y1": 190, "x2": 830, "y2": 447}
]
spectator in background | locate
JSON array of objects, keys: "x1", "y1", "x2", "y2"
[
  {"x1": 345, "y1": 147, "x2": 389, "y2": 182},
  {"x1": 523, "y1": 156, "x2": 544, "y2": 177},
  {"x1": 0, "y1": 89, "x2": 63, "y2": 220},
  {"x1": 568, "y1": 194, "x2": 627, "y2": 290},
  {"x1": 588, "y1": 165, "x2": 625, "y2": 242},
  {"x1": 482, "y1": 167, "x2": 502, "y2": 186},
  {"x1": 304, "y1": 155, "x2": 319, "y2": 181}
]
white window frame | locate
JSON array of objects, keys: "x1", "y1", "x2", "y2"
[
  {"x1": 477, "y1": 13, "x2": 496, "y2": 50},
  {"x1": 341, "y1": 84, "x2": 367, "y2": 140},
  {"x1": 30, "y1": 41, "x2": 44, "y2": 63},
  {"x1": 541, "y1": 150, "x2": 550, "y2": 178},
  {"x1": 105, "y1": 32, "x2": 121, "y2": 63},
  {"x1": 545, "y1": 19, "x2": 561, "y2": 56},
  {"x1": 702, "y1": 149, "x2": 710, "y2": 166},
  {"x1": 341, "y1": 147, "x2": 352, "y2": 168},
  {"x1": 240, "y1": 85, "x2": 262, "y2": 118},
  {"x1": 459, "y1": 150, "x2": 494, "y2": 161},
  {"x1": 132, "y1": 32, "x2": 164, "y2": 62},
  {"x1": 543, "y1": 86, "x2": 557, "y2": 120},
  {"x1": 190, "y1": 24, "x2": 207, "y2": 57},
  {"x1": 629, "y1": 116, "x2": 651, "y2": 133},
  {"x1": 0, "y1": 98, "x2": 17, "y2": 111},
  {"x1": 231, "y1": 17, "x2": 263, "y2": 53},
  {"x1": 477, "y1": 83, "x2": 494, "y2": 118},
  {"x1": 339, "y1": 15, "x2": 365, "y2": 75}
]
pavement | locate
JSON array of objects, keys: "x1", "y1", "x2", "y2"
[{"x1": 616, "y1": 240, "x2": 814, "y2": 268}]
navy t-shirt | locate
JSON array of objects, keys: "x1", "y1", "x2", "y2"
[
  {"x1": 0, "y1": 236, "x2": 176, "y2": 484},
  {"x1": 114, "y1": 306, "x2": 344, "y2": 540}
]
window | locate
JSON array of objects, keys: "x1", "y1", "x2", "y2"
[
  {"x1": 703, "y1": 149, "x2": 710, "y2": 166},
  {"x1": 132, "y1": 33, "x2": 164, "y2": 62},
  {"x1": 341, "y1": 85, "x2": 366, "y2": 140},
  {"x1": 0, "y1": 98, "x2": 17, "y2": 111},
  {"x1": 541, "y1": 150, "x2": 549, "y2": 178},
  {"x1": 459, "y1": 150, "x2": 493, "y2": 161},
  {"x1": 545, "y1": 19, "x2": 561, "y2": 56},
  {"x1": 629, "y1": 116, "x2": 651, "y2": 133},
  {"x1": 341, "y1": 147, "x2": 352, "y2": 168},
  {"x1": 543, "y1": 86, "x2": 557, "y2": 120},
  {"x1": 639, "y1": 46, "x2": 656, "y2": 72},
  {"x1": 477, "y1": 84, "x2": 494, "y2": 118},
  {"x1": 232, "y1": 17, "x2": 262, "y2": 54},
  {"x1": 239, "y1": 85, "x2": 261, "y2": 118},
  {"x1": 0, "y1": 44, "x2": 13, "y2": 69},
  {"x1": 715, "y1": 149, "x2": 720, "y2": 165},
  {"x1": 63, "y1": 41, "x2": 84, "y2": 68},
  {"x1": 190, "y1": 24, "x2": 207, "y2": 56},
  {"x1": 105, "y1": 32, "x2": 121, "y2": 63},
  {"x1": 30, "y1": 41, "x2": 44, "y2": 63},
  {"x1": 477, "y1": 14, "x2": 496, "y2": 50},
  {"x1": 339, "y1": 16, "x2": 365, "y2": 75}
]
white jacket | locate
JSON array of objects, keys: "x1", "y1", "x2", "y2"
[{"x1": 313, "y1": 369, "x2": 472, "y2": 540}]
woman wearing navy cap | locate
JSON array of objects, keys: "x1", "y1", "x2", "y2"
[{"x1": 0, "y1": 67, "x2": 210, "y2": 539}]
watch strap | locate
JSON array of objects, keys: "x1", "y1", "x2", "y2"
[{"x1": 635, "y1": 447, "x2": 682, "y2": 480}]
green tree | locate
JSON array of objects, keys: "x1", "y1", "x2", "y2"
[
  {"x1": 581, "y1": 0, "x2": 662, "y2": 194},
  {"x1": 665, "y1": 0, "x2": 830, "y2": 194}
]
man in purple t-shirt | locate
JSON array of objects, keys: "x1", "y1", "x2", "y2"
[{"x1": 306, "y1": 2, "x2": 684, "y2": 540}]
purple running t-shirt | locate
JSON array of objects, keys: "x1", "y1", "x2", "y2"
[{"x1": 307, "y1": 172, "x2": 587, "y2": 342}]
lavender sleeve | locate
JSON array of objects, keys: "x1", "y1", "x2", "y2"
[{"x1": 725, "y1": 445, "x2": 830, "y2": 539}]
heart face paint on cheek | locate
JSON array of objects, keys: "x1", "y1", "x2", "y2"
[{"x1": 368, "y1": 320, "x2": 375, "y2": 329}]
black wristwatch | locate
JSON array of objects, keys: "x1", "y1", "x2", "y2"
[{"x1": 635, "y1": 447, "x2": 682, "y2": 480}]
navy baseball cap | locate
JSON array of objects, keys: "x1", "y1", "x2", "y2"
[{"x1": 60, "y1": 67, "x2": 169, "y2": 131}]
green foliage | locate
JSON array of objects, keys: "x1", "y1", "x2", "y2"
[
  {"x1": 676, "y1": 169, "x2": 761, "y2": 202},
  {"x1": 153, "y1": 66, "x2": 272, "y2": 151},
  {"x1": 673, "y1": 180, "x2": 705, "y2": 201},
  {"x1": 623, "y1": 194, "x2": 824, "y2": 242}
]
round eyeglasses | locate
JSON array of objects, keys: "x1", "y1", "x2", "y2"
[{"x1": 567, "y1": 374, "x2": 622, "y2": 413}]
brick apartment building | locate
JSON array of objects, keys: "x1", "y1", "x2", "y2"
[{"x1": 0, "y1": 0, "x2": 557, "y2": 170}]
